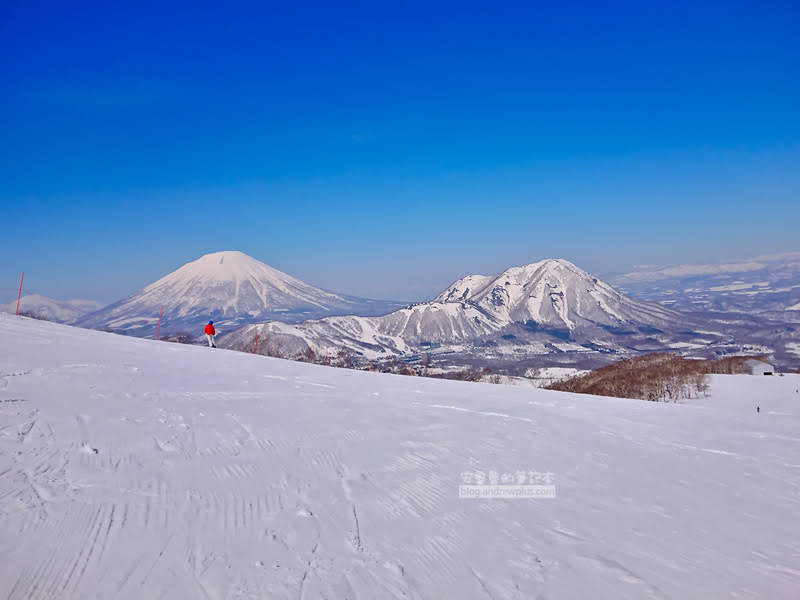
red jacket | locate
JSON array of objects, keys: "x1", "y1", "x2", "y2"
[{"x1": 205, "y1": 324, "x2": 216, "y2": 335}]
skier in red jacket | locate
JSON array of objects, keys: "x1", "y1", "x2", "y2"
[{"x1": 205, "y1": 321, "x2": 216, "y2": 347}]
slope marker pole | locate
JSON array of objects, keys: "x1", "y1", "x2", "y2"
[
  {"x1": 156, "y1": 306, "x2": 163, "y2": 340},
  {"x1": 15, "y1": 272, "x2": 24, "y2": 315},
  {"x1": 254, "y1": 333, "x2": 259, "y2": 354}
]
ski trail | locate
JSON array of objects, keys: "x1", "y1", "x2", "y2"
[
  {"x1": 2, "y1": 315, "x2": 800, "y2": 599},
  {"x1": 17, "y1": 409, "x2": 39, "y2": 444},
  {"x1": 421, "y1": 403, "x2": 538, "y2": 425}
]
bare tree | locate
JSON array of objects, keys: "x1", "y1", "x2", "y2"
[{"x1": 335, "y1": 348, "x2": 354, "y2": 369}]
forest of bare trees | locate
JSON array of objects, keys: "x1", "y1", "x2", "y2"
[{"x1": 546, "y1": 354, "x2": 765, "y2": 402}]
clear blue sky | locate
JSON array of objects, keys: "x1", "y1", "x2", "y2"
[{"x1": 1, "y1": 1, "x2": 798, "y2": 303}]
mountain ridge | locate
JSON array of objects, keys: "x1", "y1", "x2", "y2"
[
  {"x1": 0, "y1": 294, "x2": 103, "y2": 324},
  {"x1": 222, "y1": 258, "x2": 695, "y2": 364}
]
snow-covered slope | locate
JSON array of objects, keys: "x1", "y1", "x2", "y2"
[
  {"x1": 2, "y1": 314, "x2": 799, "y2": 598},
  {"x1": 224, "y1": 259, "x2": 690, "y2": 361},
  {"x1": 225, "y1": 300, "x2": 503, "y2": 359},
  {"x1": 76, "y1": 251, "x2": 402, "y2": 336},
  {"x1": 0, "y1": 294, "x2": 103, "y2": 324}
]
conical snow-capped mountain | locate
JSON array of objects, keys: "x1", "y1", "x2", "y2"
[
  {"x1": 436, "y1": 258, "x2": 682, "y2": 331},
  {"x1": 77, "y1": 251, "x2": 402, "y2": 336},
  {"x1": 223, "y1": 258, "x2": 692, "y2": 361}
]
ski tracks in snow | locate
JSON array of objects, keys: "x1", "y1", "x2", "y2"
[{"x1": 3, "y1": 320, "x2": 800, "y2": 599}]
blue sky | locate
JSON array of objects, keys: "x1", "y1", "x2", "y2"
[{"x1": 1, "y1": 1, "x2": 798, "y2": 303}]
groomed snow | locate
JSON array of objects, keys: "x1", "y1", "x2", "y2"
[{"x1": 1, "y1": 314, "x2": 799, "y2": 599}]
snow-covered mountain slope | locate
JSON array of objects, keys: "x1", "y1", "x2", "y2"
[
  {"x1": 225, "y1": 300, "x2": 503, "y2": 359},
  {"x1": 2, "y1": 314, "x2": 799, "y2": 599},
  {"x1": 436, "y1": 258, "x2": 682, "y2": 331},
  {"x1": 0, "y1": 294, "x2": 103, "y2": 324},
  {"x1": 76, "y1": 251, "x2": 403, "y2": 336},
  {"x1": 224, "y1": 259, "x2": 692, "y2": 361}
]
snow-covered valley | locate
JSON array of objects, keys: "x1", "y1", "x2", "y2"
[
  {"x1": 609, "y1": 252, "x2": 800, "y2": 322},
  {"x1": 1, "y1": 313, "x2": 799, "y2": 599}
]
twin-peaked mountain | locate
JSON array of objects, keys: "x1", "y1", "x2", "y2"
[
  {"x1": 223, "y1": 259, "x2": 693, "y2": 360},
  {"x1": 435, "y1": 259, "x2": 681, "y2": 330},
  {"x1": 76, "y1": 251, "x2": 404, "y2": 336}
]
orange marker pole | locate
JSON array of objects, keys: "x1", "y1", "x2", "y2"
[
  {"x1": 254, "y1": 333, "x2": 259, "y2": 354},
  {"x1": 156, "y1": 306, "x2": 163, "y2": 340},
  {"x1": 16, "y1": 272, "x2": 24, "y2": 315}
]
